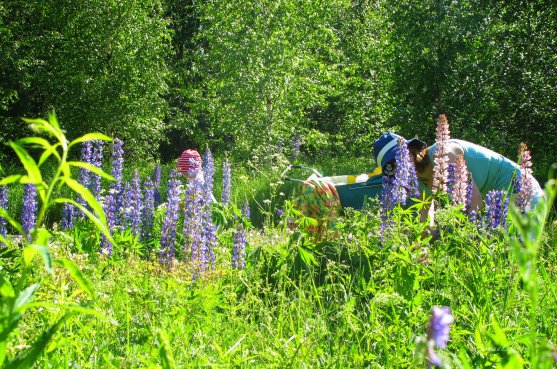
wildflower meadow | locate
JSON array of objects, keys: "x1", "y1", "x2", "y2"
[{"x1": 0, "y1": 113, "x2": 555, "y2": 369}]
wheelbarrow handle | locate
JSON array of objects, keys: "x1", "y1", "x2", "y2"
[{"x1": 280, "y1": 165, "x2": 323, "y2": 182}]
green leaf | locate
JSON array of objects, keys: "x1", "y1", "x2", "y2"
[
  {"x1": 0, "y1": 208, "x2": 24, "y2": 235},
  {"x1": 8, "y1": 142, "x2": 42, "y2": 184},
  {"x1": 38, "y1": 143, "x2": 62, "y2": 166},
  {"x1": 0, "y1": 175, "x2": 22, "y2": 186},
  {"x1": 22, "y1": 117, "x2": 63, "y2": 145},
  {"x1": 157, "y1": 328, "x2": 176, "y2": 369},
  {"x1": 296, "y1": 216, "x2": 318, "y2": 228},
  {"x1": 14, "y1": 283, "x2": 40, "y2": 313},
  {"x1": 23, "y1": 243, "x2": 53, "y2": 275},
  {"x1": 0, "y1": 275, "x2": 15, "y2": 298},
  {"x1": 297, "y1": 246, "x2": 317, "y2": 266},
  {"x1": 55, "y1": 258, "x2": 94, "y2": 298},
  {"x1": 16, "y1": 137, "x2": 51, "y2": 150},
  {"x1": 68, "y1": 133, "x2": 112, "y2": 149},
  {"x1": 66, "y1": 161, "x2": 115, "y2": 181}
]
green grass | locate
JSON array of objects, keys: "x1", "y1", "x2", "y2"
[
  {"x1": 4, "y1": 193, "x2": 556, "y2": 368},
  {"x1": 3, "y1": 149, "x2": 557, "y2": 368}
]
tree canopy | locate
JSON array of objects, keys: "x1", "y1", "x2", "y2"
[{"x1": 1, "y1": 0, "x2": 555, "y2": 176}]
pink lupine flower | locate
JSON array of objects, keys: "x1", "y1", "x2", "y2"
[
  {"x1": 515, "y1": 142, "x2": 534, "y2": 213},
  {"x1": 432, "y1": 114, "x2": 451, "y2": 195},
  {"x1": 451, "y1": 155, "x2": 469, "y2": 207}
]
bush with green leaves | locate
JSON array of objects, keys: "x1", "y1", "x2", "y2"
[{"x1": 0, "y1": 113, "x2": 113, "y2": 368}]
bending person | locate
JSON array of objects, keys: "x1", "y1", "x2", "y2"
[{"x1": 373, "y1": 132, "x2": 544, "y2": 212}]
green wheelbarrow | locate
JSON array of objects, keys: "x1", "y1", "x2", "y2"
[{"x1": 280, "y1": 165, "x2": 384, "y2": 210}]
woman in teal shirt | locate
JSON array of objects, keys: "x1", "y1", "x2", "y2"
[{"x1": 373, "y1": 132, "x2": 544, "y2": 211}]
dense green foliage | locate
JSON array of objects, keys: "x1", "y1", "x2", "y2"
[
  {"x1": 0, "y1": 118, "x2": 556, "y2": 367},
  {"x1": 1, "y1": 0, "x2": 555, "y2": 176}
]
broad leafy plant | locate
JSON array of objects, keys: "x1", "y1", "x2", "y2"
[{"x1": 0, "y1": 113, "x2": 114, "y2": 368}]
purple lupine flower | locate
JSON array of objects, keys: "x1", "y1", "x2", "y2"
[
  {"x1": 153, "y1": 164, "x2": 162, "y2": 207},
  {"x1": 468, "y1": 210, "x2": 478, "y2": 225},
  {"x1": 159, "y1": 170, "x2": 182, "y2": 268},
  {"x1": 100, "y1": 191, "x2": 117, "y2": 256},
  {"x1": 232, "y1": 225, "x2": 247, "y2": 269},
  {"x1": 221, "y1": 158, "x2": 231, "y2": 205},
  {"x1": 0, "y1": 186, "x2": 8, "y2": 246},
  {"x1": 203, "y1": 148, "x2": 214, "y2": 196},
  {"x1": 183, "y1": 165, "x2": 206, "y2": 276},
  {"x1": 61, "y1": 203, "x2": 74, "y2": 230},
  {"x1": 142, "y1": 179, "x2": 155, "y2": 242},
  {"x1": 379, "y1": 175, "x2": 396, "y2": 246},
  {"x1": 121, "y1": 181, "x2": 132, "y2": 228},
  {"x1": 515, "y1": 143, "x2": 534, "y2": 213},
  {"x1": 465, "y1": 179, "x2": 474, "y2": 216},
  {"x1": 276, "y1": 209, "x2": 284, "y2": 217},
  {"x1": 90, "y1": 140, "x2": 104, "y2": 199},
  {"x1": 129, "y1": 169, "x2": 143, "y2": 237},
  {"x1": 447, "y1": 162, "x2": 456, "y2": 199},
  {"x1": 428, "y1": 306, "x2": 454, "y2": 349},
  {"x1": 22, "y1": 184, "x2": 37, "y2": 242},
  {"x1": 242, "y1": 200, "x2": 250, "y2": 219},
  {"x1": 426, "y1": 306, "x2": 454, "y2": 368},
  {"x1": 292, "y1": 134, "x2": 301, "y2": 161},
  {"x1": 485, "y1": 190, "x2": 509, "y2": 230},
  {"x1": 202, "y1": 200, "x2": 217, "y2": 267},
  {"x1": 392, "y1": 139, "x2": 420, "y2": 205},
  {"x1": 110, "y1": 138, "x2": 125, "y2": 219},
  {"x1": 381, "y1": 174, "x2": 396, "y2": 213},
  {"x1": 432, "y1": 114, "x2": 451, "y2": 195},
  {"x1": 77, "y1": 141, "x2": 93, "y2": 210},
  {"x1": 193, "y1": 152, "x2": 217, "y2": 268}
]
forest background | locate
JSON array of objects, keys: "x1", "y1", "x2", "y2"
[{"x1": 0, "y1": 0, "x2": 555, "y2": 179}]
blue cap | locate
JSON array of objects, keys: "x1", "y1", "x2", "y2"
[
  {"x1": 373, "y1": 132, "x2": 404, "y2": 169},
  {"x1": 374, "y1": 133, "x2": 427, "y2": 169}
]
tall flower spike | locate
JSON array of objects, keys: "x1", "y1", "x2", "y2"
[
  {"x1": 77, "y1": 141, "x2": 93, "y2": 211},
  {"x1": 129, "y1": 169, "x2": 143, "y2": 237},
  {"x1": 451, "y1": 155, "x2": 469, "y2": 208},
  {"x1": 242, "y1": 200, "x2": 251, "y2": 219},
  {"x1": 121, "y1": 182, "x2": 132, "y2": 228},
  {"x1": 392, "y1": 139, "x2": 419, "y2": 205},
  {"x1": 153, "y1": 164, "x2": 162, "y2": 207},
  {"x1": 432, "y1": 114, "x2": 451, "y2": 195},
  {"x1": 221, "y1": 157, "x2": 231, "y2": 205},
  {"x1": 159, "y1": 170, "x2": 182, "y2": 269},
  {"x1": 379, "y1": 175, "x2": 396, "y2": 246},
  {"x1": 515, "y1": 142, "x2": 534, "y2": 213},
  {"x1": 22, "y1": 184, "x2": 37, "y2": 242},
  {"x1": 232, "y1": 225, "x2": 247, "y2": 269},
  {"x1": 465, "y1": 179, "x2": 474, "y2": 216},
  {"x1": 203, "y1": 148, "x2": 214, "y2": 205},
  {"x1": 427, "y1": 306, "x2": 454, "y2": 368},
  {"x1": 142, "y1": 179, "x2": 155, "y2": 242},
  {"x1": 61, "y1": 203, "x2": 75, "y2": 230},
  {"x1": 485, "y1": 190, "x2": 509, "y2": 230},
  {"x1": 183, "y1": 163, "x2": 206, "y2": 278},
  {"x1": 0, "y1": 186, "x2": 8, "y2": 246},
  {"x1": 90, "y1": 140, "x2": 104, "y2": 200},
  {"x1": 100, "y1": 191, "x2": 117, "y2": 256},
  {"x1": 110, "y1": 138, "x2": 125, "y2": 220}
]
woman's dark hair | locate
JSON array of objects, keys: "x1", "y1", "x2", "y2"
[{"x1": 407, "y1": 139, "x2": 431, "y2": 173}]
